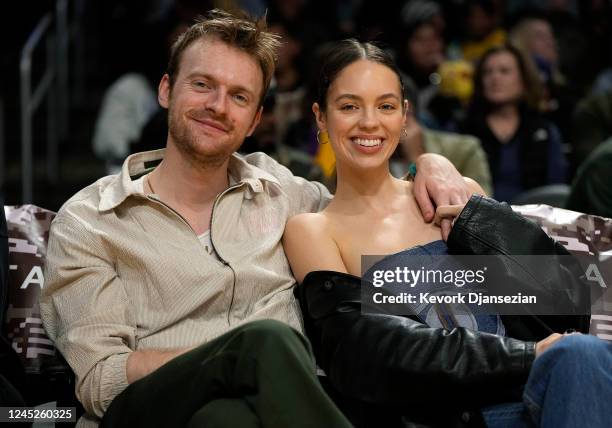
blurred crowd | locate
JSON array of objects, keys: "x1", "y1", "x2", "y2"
[{"x1": 92, "y1": 0, "x2": 612, "y2": 216}]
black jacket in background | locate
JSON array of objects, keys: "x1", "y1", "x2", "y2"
[{"x1": 460, "y1": 107, "x2": 558, "y2": 194}]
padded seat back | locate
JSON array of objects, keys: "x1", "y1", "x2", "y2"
[
  {"x1": 512, "y1": 204, "x2": 612, "y2": 341},
  {"x1": 3, "y1": 205, "x2": 57, "y2": 374},
  {"x1": 2, "y1": 205, "x2": 78, "y2": 413}
]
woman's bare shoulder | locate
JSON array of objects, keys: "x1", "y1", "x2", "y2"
[
  {"x1": 283, "y1": 212, "x2": 347, "y2": 282},
  {"x1": 286, "y1": 212, "x2": 328, "y2": 227},
  {"x1": 285, "y1": 212, "x2": 331, "y2": 237}
]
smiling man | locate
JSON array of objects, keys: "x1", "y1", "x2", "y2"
[{"x1": 40, "y1": 9, "x2": 472, "y2": 428}]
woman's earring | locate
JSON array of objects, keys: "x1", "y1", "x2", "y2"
[
  {"x1": 317, "y1": 130, "x2": 330, "y2": 144},
  {"x1": 402, "y1": 128, "x2": 408, "y2": 137}
]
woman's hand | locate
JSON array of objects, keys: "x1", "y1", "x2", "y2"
[
  {"x1": 535, "y1": 333, "x2": 565, "y2": 357},
  {"x1": 535, "y1": 332, "x2": 583, "y2": 357}
]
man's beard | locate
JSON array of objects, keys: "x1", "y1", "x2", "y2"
[{"x1": 168, "y1": 106, "x2": 241, "y2": 170}]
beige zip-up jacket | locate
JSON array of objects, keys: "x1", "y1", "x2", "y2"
[{"x1": 40, "y1": 149, "x2": 330, "y2": 425}]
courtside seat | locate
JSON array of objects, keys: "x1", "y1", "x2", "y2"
[
  {"x1": 2, "y1": 205, "x2": 82, "y2": 427},
  {"x1": 512, "y1": 203, "x2": 612, "y2": 339},
  {"x1": 511, "y1": 184, "x2": 571, "y2": 207},
  {"x1": 1, "y1": 203, "x2": 610, "y2": 427}
]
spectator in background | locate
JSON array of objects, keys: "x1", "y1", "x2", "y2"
[
  {"x1": 240, "y1": 85, "x2": 323, "y2": 182},
  {"x1": 537, "y1": 1, "x2": 589, "y2": 95},
  {"x1": 393, "y1": 79, "x2": 493, "y2": 195},
  {"x1": 396, "y1": 0, "x2": 446, "y2": 125},
  {"x1": 351, "y1": 0, "x2": 406, "y2": 46},
  {"x1": 510, "y1": 14, "x2": 561, "y2": 80},
  {"x1": 240, "y1": 89, "x2": 278, "y2": 157},
  {"x1": 536, "y1": 0, "x2": 611, "y2": 96},
  {"x1": 267, "y1": 21, "x2": 306, "y2": 146},
  {"x1": 589, "y1": 2, "x2": 612, "y2": 96},
  {"x1": 449, "y1": 0, "x2": 506, "y2": 63},
  {"x1": 509, "y1": 14, "x2": 578, "y2": 143},
  {"x1": 591, "y1": 67, "x2": 612, "y2": 95},
  {"x1": 267, "y1": 0, "x2": 334, "y2": 48},
  {"x1": 282, "y1": 94, "x2": 318, "y2": 159},
  {"x1": 91, "y1": 68, "x2": 160, "y2": 174},
  {"x1": 92, "y1": 5, "x2": 207, "y2": 173},
  {"x1": 578, "y1": 0, "x2": 612, "y2": 90},
  {"x1": 570, "y1": 89, "x2": 612, "y2": 172},
  {"x1": 461, "y1": 45, "x2": 566, "y2": 202},
  {"x1": 566, "y1": 137, "x2": 612, "y2": 218},
  {"x1": 394, "y1": 111, "x2": 493, "y2": 195},
  {"x1": 395, "y1": 1, "x2": 474, "y2": 131},
  {"x1": 282, "y1": 43, "x2": 341, "y2": 186}
]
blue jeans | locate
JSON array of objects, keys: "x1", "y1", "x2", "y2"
[{"x1": 481, "y1": 334, "x2": 612, "y2": 428}]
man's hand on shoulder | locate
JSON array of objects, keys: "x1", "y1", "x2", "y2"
[{"x1": 412, "y1": 153, "x2": 475, "y2": 240}]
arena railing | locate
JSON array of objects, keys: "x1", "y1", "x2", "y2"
[{"x1": 19, "y1": 0, "x2": 84, "y2": 204}]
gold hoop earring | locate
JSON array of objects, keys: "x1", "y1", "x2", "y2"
[{"x1": 316, "y1": 130, "x2": 330, "y2": 144}]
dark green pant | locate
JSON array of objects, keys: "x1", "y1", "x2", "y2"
[{"x1": 101, "y1": 319, "x2": 352, "y2": 428}]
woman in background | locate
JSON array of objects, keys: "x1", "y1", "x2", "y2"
[{"x1": 461, "y1": 45, "x2": 567, "y2": 202}]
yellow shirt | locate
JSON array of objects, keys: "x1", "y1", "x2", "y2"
[{"x1": 461, "y1": 28, "x2": 507, "y2": 63}]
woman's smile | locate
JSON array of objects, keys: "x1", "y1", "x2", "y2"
[{"x1": 350, "y1": 136, "x2": 385, "y2": 154}]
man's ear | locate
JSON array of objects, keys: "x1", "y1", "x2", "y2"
[
  {"x1": 312, "y1": 103, "x2": 326, "y2": 132},
  {"x1": 246, "y1": 106, "x2": 263, "y2": 137},
  {"x1": 158, "y1": 74, "x2": 171, "y2": 108}
]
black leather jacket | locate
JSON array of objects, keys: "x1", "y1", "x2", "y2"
[{"x1": 296, "y1": 196, "x2": 590, "y2": 428}]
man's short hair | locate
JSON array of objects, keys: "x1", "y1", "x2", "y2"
[{"x1": 166, "y1": 9, "x2": 280, "y2": 106}]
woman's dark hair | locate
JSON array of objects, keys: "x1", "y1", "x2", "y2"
[
  {"x1": 316, "y1": 39, "x2": 405, "y2": 111},
  {"x1": 470, "y1": 44, "x2": 542, "y2": 113}
]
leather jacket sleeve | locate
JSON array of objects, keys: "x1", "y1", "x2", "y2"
[
  {"x1": 297, "y1": 271, "x2": 536, "y2": 408},
  {"x1": 447, "y1": 195, "x2": 590, "y2": 335}
]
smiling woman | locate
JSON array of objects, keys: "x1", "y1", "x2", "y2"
[
  {"x1": 314, "y1": 59, "x2": 406, "y2": 166},
  {"x1": 282, "y1": 39, "x2": 611, "y2": 428},
  {"x1": 284, "y1": 40, "x2": 463, "y2": 280}
]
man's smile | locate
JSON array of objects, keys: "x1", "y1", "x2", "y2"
[{"x1": 187, "y1": 114, "x2": 231, "y2": 134}]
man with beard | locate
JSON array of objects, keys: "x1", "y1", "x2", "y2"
[{"x1": 40, "y1": 9, "x2": 474, "y2": 427}]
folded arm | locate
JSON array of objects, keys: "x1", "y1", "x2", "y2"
[
  {"x1": 40, "y1": 214, "x2": 187, "y2": 417},
  {"x1": 334, "y1": 311, "x2": 535, "y2": 407},
  {"x1": 297, "y1": 271, "x2": 537, "y2": 408},
  {"x1": 40, "y1": 215, "x2": 135, "y2": 417}
]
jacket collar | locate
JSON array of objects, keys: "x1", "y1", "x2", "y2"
[{"x1": 98, "y1": 149, "x2": 281, "y2": 211}]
